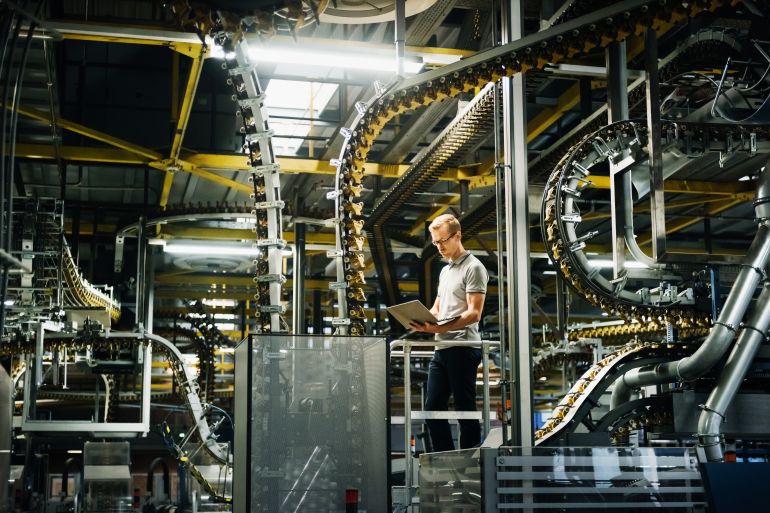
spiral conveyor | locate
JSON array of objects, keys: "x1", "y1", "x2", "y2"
[{"x1": 316, "y1": 0, "x2": 770, "y2": 457}]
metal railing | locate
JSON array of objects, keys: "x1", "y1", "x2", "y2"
[{"x1": 389, "y1": 339, "x2": 500, "y2": 506}]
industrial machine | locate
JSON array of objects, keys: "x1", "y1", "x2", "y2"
[{"x1": 4, "y1": 0, "x2": 770, "y2": 511}]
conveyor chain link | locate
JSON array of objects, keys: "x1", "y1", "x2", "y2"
[
  {"x1": 215, "y1": 27, "x2": 285, "y2": 334},
  {"x1": 1, "y1": 335, "x2": 230, "y2": 500},
  {"x1": 331, "y1": 0, "x2": 735, "y2": 325}
]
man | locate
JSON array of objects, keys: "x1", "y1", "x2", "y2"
[{"x1": 410, "y1": 214, "x2": 489, "y2": 451}]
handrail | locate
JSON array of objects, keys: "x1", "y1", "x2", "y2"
[{"x1": 389, "y1": 339, "x2": 500, "y2": 506}]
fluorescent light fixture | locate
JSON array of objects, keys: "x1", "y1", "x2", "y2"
[
  {"x1": 254, "y1": 48, "x2": 423, "y2": 74},
  {"x1": 147, "y1": 238, "x2": 166, "y2": 246},
  {"x1": 542, "y1": 270, "x2": 557, "y2": 275},
  {"x1": 3, "y1": 299, "x2": 14, "y2": 306},
  {"x1": 589, "y1": 259, "x2": 649, "y2": 269},
  {"x1": 67, "y1": 450, "x2": 82, "y2": 454},
  {"x1": 202, "y1": 299, "x2": 238, "y2": 308},
  {"x1": 211, "y1": 45, "x2": 423, "y2": 74},
  {"x1": 739, "y1": 175, "x2": 751, "y2": 182},
  {"x1": 188, "y1": 313, "x2": 237, "y2": 320},
  {"x1": 164, "y1": 243, "x2": 258, "y2": 257}
]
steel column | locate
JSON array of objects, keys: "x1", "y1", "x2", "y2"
[
  {"x1": 645, "y1": 28, "x2": 666, "y2": 260},
  {"x1": 395, "y1": 0, "x2": 406, "y2": 76},
  {"x1": 501, "y1": 0, "x2": 533, "y2": 446},
  {"x1": 292, "y1": 222, "x2": 306, "y2": 334},
  {"x1": 607, "y1": 41, "x2": 629, "y2": 278}
]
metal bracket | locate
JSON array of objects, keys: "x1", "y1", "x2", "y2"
[
  {"x1": 259, "y1": 305, "x2": 284, "y2": 313},
  {"x1": 227, "y1": 64, "x2": 257, "y2": 76},
  {"x1": 237, "y1": 95, "x2": 267, "y2": 110},
  {"x1": 253, "y1": 200, "x2": 285, "y2": 210},
  {"x1": 354, "y1": 102, "x2": 367, "y2": 115},
  {"x1": 251, "y1": 163, "x2": 281, "y2": 176},
  {"x1": 329, "y1": 281, "x2": 348, "y2": 290},
  {"x1": 326, "y1": 250, "x2": 344, "y2": 258},
  {"x1": 255, "y1": 238, "x2": 287, "y2": 249},
  {"x1": 255, "y1": 274, "x2": 286, "y2": 284},
  {"x1": 326, "y1": 191, "x2": 340, "y2": 200},
  {"x1": 332, "y1": 318, "x2": 351, "y2": 326},
  {"x1": 561, "y1": 213, "x2": 582, "y2": 223},
  {"x1": 245, "y1": 128, "x2": 274, "y2": 142}
]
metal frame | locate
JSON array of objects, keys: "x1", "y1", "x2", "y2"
[
  {"x1": 389, "y1": 339, "x2": 500, "y2": 505},
  {"x1": 22, "y1": 341, "x2": 152, "y2": 435}
]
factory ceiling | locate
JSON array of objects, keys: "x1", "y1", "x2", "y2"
[{"x1": 6, "y1": 0, "x2": 764, "y2": 338}]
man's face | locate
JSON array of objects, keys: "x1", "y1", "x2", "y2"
[{"x1": 430, "y1": 224, "x2": 459, "y2": 259}]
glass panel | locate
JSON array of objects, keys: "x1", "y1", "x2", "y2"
[
  {"x1": 419, "y1": 446, "x2": 705, "y2": 512},
  {"x1": 248, "y1": 335, "x2": 387, "y2": 512}
]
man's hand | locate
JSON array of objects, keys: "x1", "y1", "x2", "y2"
[{"x1": 409, "y1": 321, "x2": 443, "y2": 333}]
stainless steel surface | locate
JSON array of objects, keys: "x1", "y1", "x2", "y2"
[
  {"x1": 495, "y1": 446, "x2": 705, "y2": 511},
  {"x1": 674, "y1": 392, "x2": 770, "y2": 437},
  {"x1": 82, "y1": 442, "x2": 132, "y2": 513},
  {"x1": 698, "y1": 283, "x2": 770, "y2": 460},
  {"x1": 390, "y1": 338, "x2": 500, "y2": 505},
  {"x1": 607, "y1": 40, "x2": 629, "y2": 278},
  {"x1": 645, "y1": 28, "x2": 667, "y2": 261},
  {"x1": 501, "y1": 0, "x2": 534, "y2": 447},
  {"x1": 22, "y1": 341, "x2": 153, "y2": 437},
  {"x1": 419, "y1": 448, "x2": 483, "y2": 512},
  {"x1": 232, "y1": 38, "x2": 285, "y2": 333},
  {"x1": 236, "y1": 334, "x2": 387, "y2": 512},
  {"x1": 0, "y1": 366, "x2": 11, "y2": 513},
  {"x1": 626, "y1": 220, "x2": 770, "y2": 391}
]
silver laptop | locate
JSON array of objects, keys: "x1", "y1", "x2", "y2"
[{"x1": 386, "y1": 300, "x2": 457, "y2": 330}]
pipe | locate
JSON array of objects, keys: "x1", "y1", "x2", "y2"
[
  {"x1": 696, "y1": 162, "x2": 770, "y2": 461},
  {"x1": 147, "y1": 458, "x2": 170, "y2": 499},
  {"x1": 610, "y1": 362, "x2": 674, "y2": 410},
  {"x1": 698, "y1": 283, "x2": 770, "y2": 461},
  {"x1": 614, "y1": 163, "x2": 770, "y2": 400},
  {"x1": 623, "y1": 172, "x2": 663, "y2": 269}
]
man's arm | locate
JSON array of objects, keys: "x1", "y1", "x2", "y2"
[
  {"x1": 410, "y1": 292, "x2": 485, "y2": 334},
  {"x1": 429, "y1": 296, "x2": 440, "y2": 317}
]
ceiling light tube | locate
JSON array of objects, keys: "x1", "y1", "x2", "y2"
[
  {"x1": 163, "y1": 243, "x2": 258, "y2": 257},
  {"x1": 210, "y1": 45, "x2": 423, "y2": 74}
]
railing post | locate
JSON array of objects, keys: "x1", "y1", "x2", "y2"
[
  {"x1": 403, "y1": 340, "x2": 413, "y2": 506},
  {"x1": 482, "y1": 341, "x2": 491, "y2": 438}
]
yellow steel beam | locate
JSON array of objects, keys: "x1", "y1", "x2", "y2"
[
  {"x1": 589, "y1": 175, "x2": 755, "y2": 196},
  {"x1": 527, "y1": 82, "x2": 581, "y2": 143},
  {"x1": 148, "y1": 159, "x2": 252, "y2": 194},
  {"x1": 8, "y1": 107, "x2": 250, "y2": 195},
  {"x1": 407, "y1": 157, "x2": 496, "y2": 235},
  {"x1": 16, "y1": 144, "x2": 145, "y2": 164},
  {"x1": 170, "y1": 53, "x2": 205, "y2": 163},
  {"x1": 13, "y1": 104, "x2": 162, "y2": 160},
  {"x1": 53, "y1": 22, "x2": 207, "y2": 57},
  {"x1": 15, "y1": 142, "x2": 492, "y2": 185},
  {"x1": 637, "y1": 196, "x2": 746, "y2": 246},
  {"x1": 161, "y1": 50, "x2": 206, "y2": 208}
]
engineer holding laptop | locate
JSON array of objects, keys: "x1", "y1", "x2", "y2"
[{"x1": 409, "y1": 214, "x2": 489, "y2": 451}]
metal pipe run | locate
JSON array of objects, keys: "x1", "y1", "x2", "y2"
[
  {"x1": 614, "y1": 164, "x2": 770, "y2": 400},
  {"x1": 698, "y1": 283, "x2": 770, "y2": 461}
]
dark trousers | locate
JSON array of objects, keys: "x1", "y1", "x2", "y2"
[{"x1": 424, "y1": 346, "x2": 482, "y2": 452}]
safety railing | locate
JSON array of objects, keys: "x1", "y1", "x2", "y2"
[{"x1": 389, "y1": 339, "x2": 500, "y2": 506}]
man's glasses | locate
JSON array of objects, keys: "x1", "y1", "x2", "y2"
[{"x1": 431, "y1": 232, "x2": 457, "y2": 246}]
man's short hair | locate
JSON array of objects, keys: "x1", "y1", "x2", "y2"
[{"x1": 429, "y1": 214, "x2": 461, "y2": 233}]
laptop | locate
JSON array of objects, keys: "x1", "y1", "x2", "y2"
[{"x1": 386, "y1": 300, "x2": 457, "y2": 331}]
